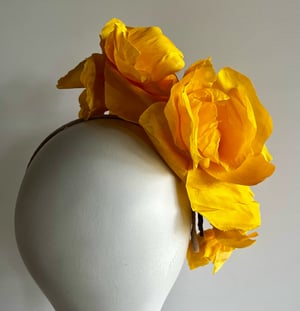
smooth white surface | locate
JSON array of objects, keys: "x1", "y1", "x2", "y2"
[
  {"x1": 0, "y1": 1, "x2": 299, "y2": 310},
  {"x1": 15, "y1": 119, "x2": 191, "y2": 311}
]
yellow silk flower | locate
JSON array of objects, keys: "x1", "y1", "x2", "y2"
[
  {"x1": 140, "y1": 58, "x2": 275, "y2": 232},
  {"x1": 58, "y1": 18, "x2": 184, "y2": 122},
  {"x1": 187, "y1": 228, "x2": 258, "y2": 273},
  {"x1": 57, "y1": 18, "x2": 275, "y2": 273}
]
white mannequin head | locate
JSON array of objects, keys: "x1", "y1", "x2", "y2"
[{"x1": 15, "y1": 118, "x2": 191, "y2": 311}]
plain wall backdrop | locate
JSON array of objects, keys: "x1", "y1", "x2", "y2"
[{"x1": 1, "y1": 0, "x2": 299, "y2": 310}]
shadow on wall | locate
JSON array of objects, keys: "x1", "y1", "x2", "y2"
[{"x1": 0, "y1": 77, "x2": 69, "y2": 310}]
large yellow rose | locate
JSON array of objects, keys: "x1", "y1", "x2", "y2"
[
  {"x1": 140, "y1": 59, "x2": 274, "y2": 185},
  {"x1": 140, "y1": 58, "x2": 275, "y2": 231},
  {"x1": 164, "y1": 58, "x2": 275, "y2": 185}
]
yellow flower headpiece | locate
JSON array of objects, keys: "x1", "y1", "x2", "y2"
[{"x1": 57, "y1": 18, "x2": 275, "y2": 273}]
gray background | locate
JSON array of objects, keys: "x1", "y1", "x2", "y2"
[{"x1": 1, "y1": 0, "x2": 299, "y2": 310}]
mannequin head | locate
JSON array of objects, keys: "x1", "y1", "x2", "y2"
[{"x1": 15, "y1": 118, "x2": 191, "y2": 311}]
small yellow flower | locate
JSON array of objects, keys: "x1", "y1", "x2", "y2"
[{"x1": 186, "y1": 228, "x2": 257, "y2": 273}]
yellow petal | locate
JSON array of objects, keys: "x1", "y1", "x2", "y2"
[
  {"x1": 129, "y1": 25, "x2": 184, "y2": 81},
  {"x1": 164, "y1": 59, "x2": 222, "y2": 168},
  {"x1": 142, "y1": 73, "x2": 179, "y2": 99},
  {"x1": 78, "y1": 90, "x2": 88, "y2": 118},
  {"x1": 57, "y1": 59, "x2": 85, "y2": 89},
  {"x1": 261, "y1": 144, "x2": 273, "y2": 161},
  {"x1": 194, "y1": 98, "x2": 220, "y2": 165},
  {"x1": 183, "y1": 58, "x2": 217, "y2": 89},
  {"x1": 100, "y1": 18, "x2": 184, "y2": 83},
  {"x1": 206, "y1": 152, "x2": 275, "y2": 185},
  {"x1": 186, "y1": 236, "x2": 210, "y2": 270},
  {"x1": 100, "y1": 18, "x2": 128, "y2": 63},
  {"x1": 139, "y1": 102, "x2": 190, "y2": 180},
  {"x1": 186, "y1": 229, "x2": 234, "y2": 273},
  {"x1": 78, "y1": 54, "x2": 106, "y2": 119},
  {"x1": 216, "y1": 67, "x2": 273, "y2": 154},
  {"x1": 214, "y1": 228, "x2": 258, "y2": 248},
  {"x1": 211, "y1": 245, "x2": 233, "y2": 273},
  {"x1": 216, "y1": 91, "x2": 256, "y2": 168},
  {"x1": 56, "y1": 54, "x2": 106, "y2": 120},
  {"x1": 104, "y1": 62, "x2": 155, "y2": 123},
  {"x1": 186, "y1": 169, "x2": 260, "y2": 231},
  {"x1": 164, "y1": 81, "x2": 193, "y2": 152},
  {"x1": 102, "y1": 19, "x2": 141, "y2": 82}
]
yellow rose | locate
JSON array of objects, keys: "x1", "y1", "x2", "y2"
[
  {"x1": 140, "y1": 58, "x2": 275, "y2": 231},
  {"x1": 164, "y1": 58, "x2": 275, "y2": 186},
  {"x1": 100, "y1": 18, "x2": 185, "y2": 122},
  {"x1": 57, "y1": 18, "x2": 185, "y2": 122},
  {"x1": 100, "y1": 18, "x2": 184, "y2": 84}
]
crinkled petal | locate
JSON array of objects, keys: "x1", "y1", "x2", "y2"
[
  {"x1": 186, "y1": 229, "x2": 234, "y2": 273},
  {"x1": 211, "y1": 244, "x2": 233, "y2": 273},
  {"x1": 142, "y1": 73, "x2": 179, "y2": 98},
  {"x1": 206, "y1": 152, "x2": 275, "y2": 185},
  {"x1": 78, "y1": 54, "x2": 106, "y2": 119},
  {"x1": 104, "y1": 62, "x2": 155, "y2": 123},
  {"x1": 139, "y1": 102, "x2": 190, "y2": 180},
  {"x1": 214, "y1": 228, "x2": 258, "y2": 248},
  {"x1": 101, "y1": 18, "x2": 145, "y2": 75},
  {"x1": 186, "y1": 237, "x2": 210, "y2": 270},
  {"x1": 164, "y1": 82, "x2": 193, "y2": 152},
  {"x1": 56, "y1": 54, "x2": 106, "y2": 120},
  {"x1": 57, "y1": 59, "x2": 85, "y2": 89},
  {"x1": 216, "y1": 67, "x2": 273, "y2": 154},
  {"x1": 100, "y1": 18, "x2": 184, "y2": 84},
  {"x1": 129, "y1": 26, "x2": 184, "y2": 81},
  {"x1": 216, "y1": 92, "x2": 256, "y2": 168},
  {"x1": 164, "y1": 59, "x2": 221, "y2": 168},
  {"x1": 194, "y1": 98, "x2": 220, "y2": 166},
  {"x1": 186, "y1": 169, "x2": 260, "y2": 231},
  {"x1": 183, "y1": 58, "x2": 216, "y2": 89},
  {"x1": 100, "y1": 18, "x2": 129, "y2": 64}
]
